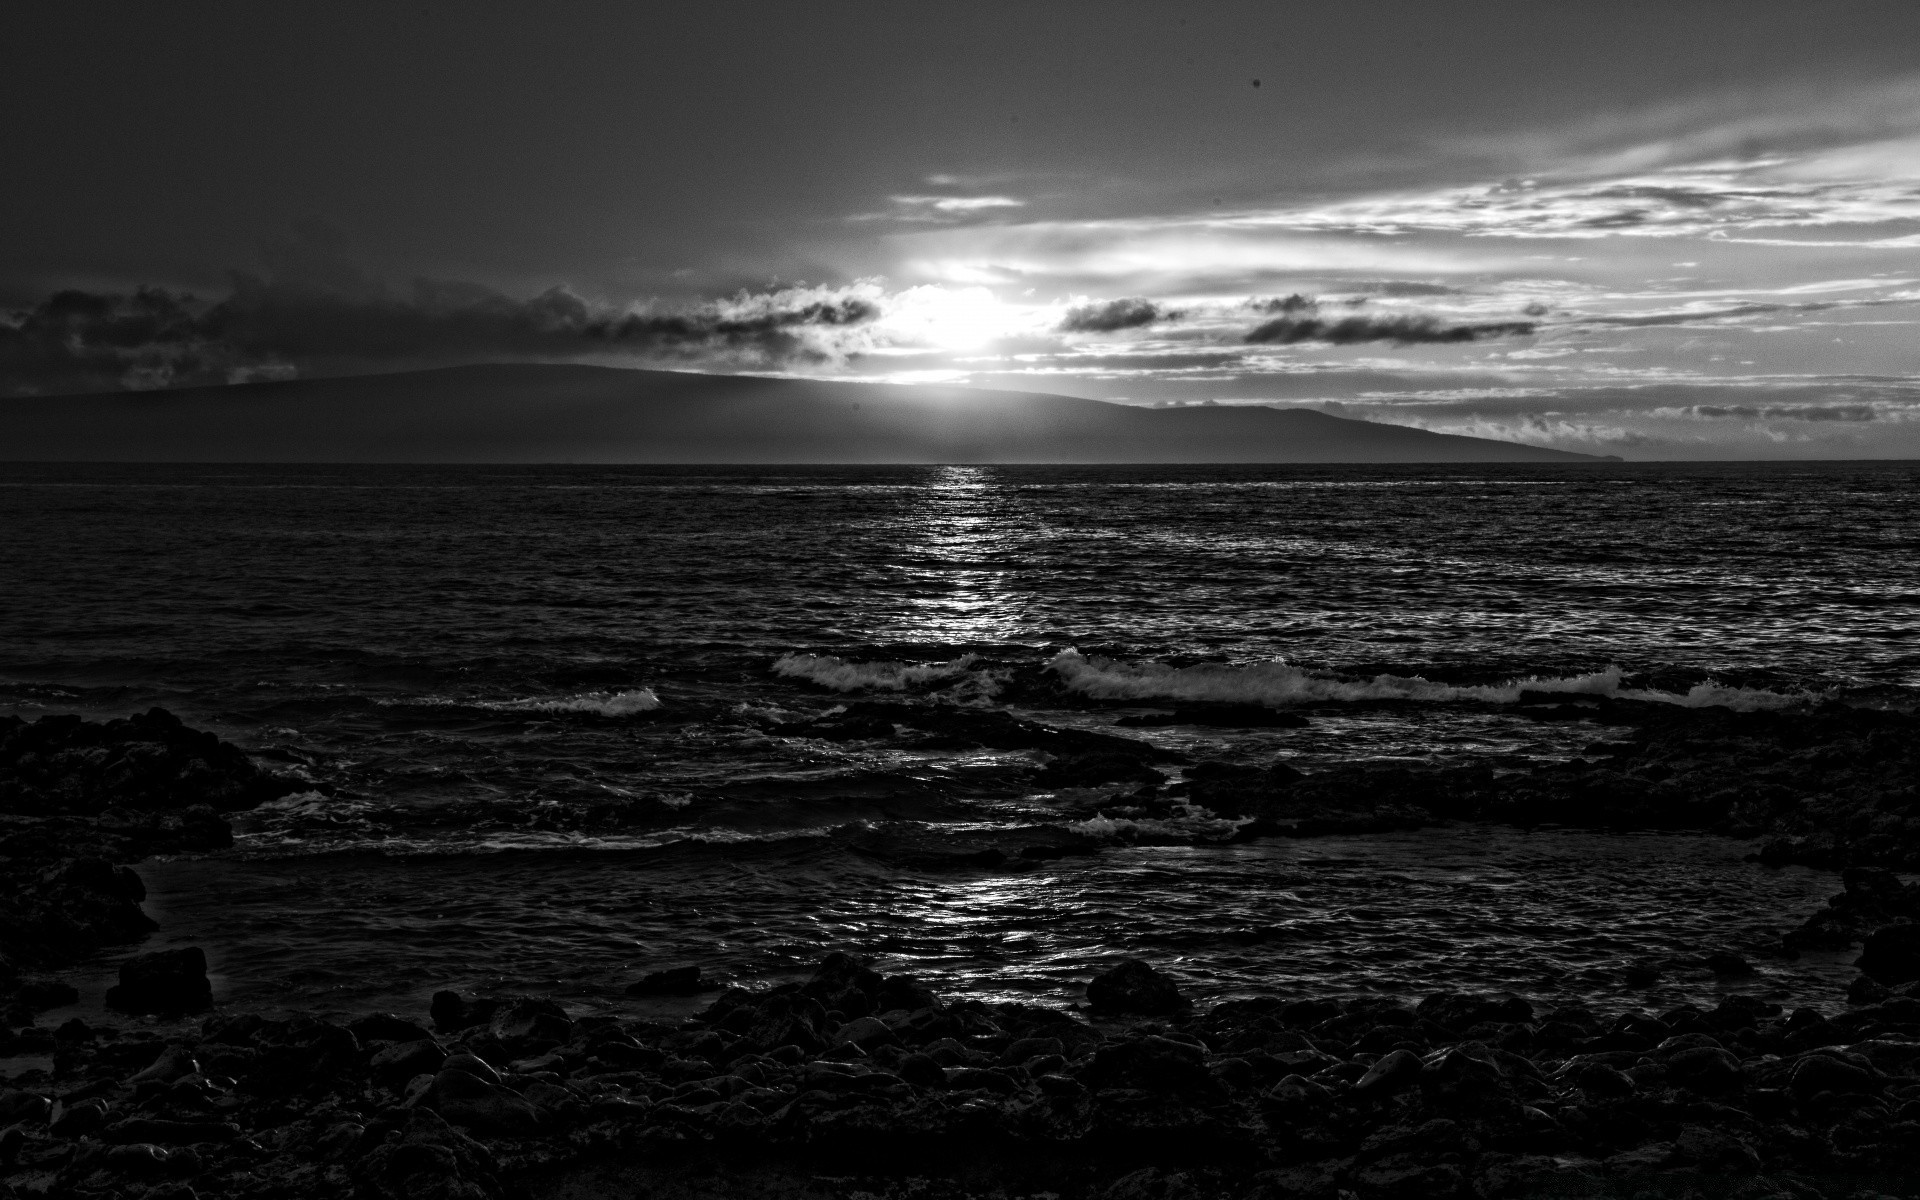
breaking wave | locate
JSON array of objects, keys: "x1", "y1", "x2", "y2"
[
  {"x1": 1048, "y1": 650, "x2": 1809, "y2": 712},
  {"x1": 380, "y1": 688, "x2": 662, "y2": 716},
  {"x1": 773, "y1": 653, "x2": 979, "y2": 692}
]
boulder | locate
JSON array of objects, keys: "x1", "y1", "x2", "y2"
[
  {"x1": 424, "y1": 1067, "x2": 544, "y2": 1137},
  {"x1": 104, "y1": 947, "x2": 211, "y2": 1015},
  {"x1": 487, "y1": 997, "x2": 572, "y2": 1048},
  {"x1": 1086, "y1": 960, "x2": 1189, "y2": 1015},
  {"x1": 1664, "y1": 1045, "x2": 1744, "y2": 1094},
  {"x1": 1790, "y1": 1053, "x2": 1879, "y2": 1097},
  {"x1": 371, "y1": 1039, "x2": 449, "y2": 1087},
  {"x1": 353, "y1": 1106, "x2": 504, "y2": 1200},
  {"x1": 1858, "y1": 923, "x2": 1920, "y2": 985}
]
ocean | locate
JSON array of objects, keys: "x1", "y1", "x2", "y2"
[{"x1": 3, "y1": 460, "x2": 1916, "y2": 1019}]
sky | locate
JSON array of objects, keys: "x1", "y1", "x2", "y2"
[{"x1": 7, "y1": 2, "x2": 1920, "y2": 458}]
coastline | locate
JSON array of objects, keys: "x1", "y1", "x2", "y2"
[{"x1": 4, "y1": 705, "x2": 1919, "y2": 1196}]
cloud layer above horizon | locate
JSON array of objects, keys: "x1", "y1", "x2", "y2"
[{"x1": 11, "y1": 67, "x2": 1920, "y2": 459}]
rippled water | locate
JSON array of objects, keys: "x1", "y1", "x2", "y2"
[{"x1": 3, "y1": 461, "x2": 1915, "y2": 1015}]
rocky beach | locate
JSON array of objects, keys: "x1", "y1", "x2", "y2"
[{"x1": 4, "y1": 698, "x2": 1919, "y2": 1200}]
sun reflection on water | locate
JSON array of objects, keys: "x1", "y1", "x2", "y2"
[{"x1": 896, "y1": 465, "x2": 1028, "y2": 646}]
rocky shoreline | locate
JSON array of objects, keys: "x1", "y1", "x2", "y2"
[
  {"x1": 9, "y1": 953, "x2": 1920, "y2": 1199},
  {"x1": 3, "y1": 703, "x2": 1919, "y2": 1199}
]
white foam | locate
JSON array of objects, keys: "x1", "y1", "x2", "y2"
[
  {"x1": 773, "y1": 653, "x2": 978, "y2": 692},
  {"x1": 1047, "y1": 650, "x2": 1808, "y2": 712},
  {"x1": 495, "y1": 688, "x2": 661, "y2": 716},
  {"x1": 381, "y1": 688, "x2": 661, "y2": 716}
]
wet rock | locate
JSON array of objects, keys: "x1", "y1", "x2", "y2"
[
  {"x1": 1034, "y1": 752, "x2": 1165, "y2": 789},
  {"x1": 1413, "y1": 991, "x2": 1533, "y2": 1034},
  {"x1": 128, "y1": 1045, "x2": 199, "y2": 1084},
  {"x1": 1086, "y1": 959, "x2": 1189, "y2": 1015},
  {"x1": 101, "y1": 1117, "x2": 241, "y2": 1145},
  {"x1": 424, "y1": 1066, "x2": 544, "y2": 1137},
  {"x1": 897, "y1": 1052, "x2": 945, "y2": 1088},
  {"x1": 1858, "y1": 922, "x2": 1920, "y2": 984},
  {"x1": 1665, "y1": 1045, "x2": 1745, "y2": 1094},
  {"x1": 831, "y1": 1015, "x2": 898, "y2": 1051},
  {"x1": 353, "y1": 1106, "x2": 503, "y2": 1200},
  {"x1": 48, "y1": 1096, "x2": 109, "y2": 1137},
  {"x1": 350, "y1": 1012, "x2": 436, "y2": 1043},
  {"x1": 104, "y1": 947, "x2": 211, "y2": 1015},
  {"x1": 1353, "y1": 1047, "x2": 1424, "y2": 1096},
  {"x1": 1704, "y1": 951, "x2": 1756, "y2": 977},
  {"x1": 487, "y1": 996, "x2": 572, "y2": 1049},
  {"x1": 429, "y1": 989, "x2": 499, "y2": 1032},
  {"x1": 1790, "y1": 1053, "x2": 1879, "y2": 1097},
  {"x1": 371, "y1": 1038, "x2": 448, "y2": 1087},
  {"x1": 703, "y1": 987, "x2": 832, "y2": 1055},
  {"x1": 625, "y1": 965, "x2": 706, "y2": 995}
]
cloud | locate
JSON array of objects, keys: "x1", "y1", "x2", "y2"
[
  {"x1": 1351, "y1": 281, "x2": 1464, "y2": 297},
  {"x1": 1244, "y1": 313, "x2": 1536, "y2": 345},
  {"x1": 0, "y1": 227, "x2": 884, "y2": 394},
  {"x1": 1058, "y1": 296, "x2": 1178, "y2": 333},
  {"x1": 1247, "y1": 293, "x2": 1319, "y2": 314},
  {"x1": 892, "y1": 195, "x2": 1025, "y2": 212}
]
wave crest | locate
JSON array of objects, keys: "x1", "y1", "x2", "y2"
[
  {"x1": 1047, "y1": 650, "x2": 1806, "y2": 711},
  {"x1": 379, "y1": 688, "x2": 661, "y2": 716},
  {"x1": 773, "y1": 653, "x2": 978, "y2": 692}
]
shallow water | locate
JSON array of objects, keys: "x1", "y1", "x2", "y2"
[
  {"x1": 59, "y1": 828, "x2": 1854, "y2": 1023},
  {"x1": 5, "y1": 461, "x2": 1916, "y2": 1018}
]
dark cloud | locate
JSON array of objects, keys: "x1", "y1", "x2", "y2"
[
  {"x1": 0, "y1": 232, "x2": 881, "y2": 395},
  {"x1": 1351, "y1": 281, "x2": 1464, "y2": 297},
  {"x1": 1058, "y1": 296, "x2": 1177, "y2": 333},
  {"x1": 1686, "y1": 403, "x2": 1883, "y2": 422},
  {"x1": 1247, "y1": 293, "x2": 1319, "y2": 315},
  {"x1": 1244, "y1": 313, "x2": 1536, "y2": 345}
]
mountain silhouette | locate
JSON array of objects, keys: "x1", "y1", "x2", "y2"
[{"x1": 0, "y1": 363, "x2": 1616, "y2": 462}]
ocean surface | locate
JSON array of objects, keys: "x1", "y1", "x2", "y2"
[{"x1": 3, "y1": 460, "x2": 1917, "y2": 1020}]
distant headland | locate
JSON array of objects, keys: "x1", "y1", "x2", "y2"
[{"x1": 0, "y1": 363, "x2": 1617, "y2": 463}]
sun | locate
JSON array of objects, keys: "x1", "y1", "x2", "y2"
[{"x1": 878, "y1": 284, "x2": 1026, "y2": 351}]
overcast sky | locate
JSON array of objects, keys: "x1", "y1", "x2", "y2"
[{"x1": 8, "y1": 1, "x2": 1920, "y2": 458}]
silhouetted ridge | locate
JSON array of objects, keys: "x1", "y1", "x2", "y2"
[{"x1": 0, "y1": 363, "x2": 1614, "y2": 462}]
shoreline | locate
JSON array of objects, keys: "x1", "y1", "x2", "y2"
[{"x1": 5, "y1": 705, "x2": 1920, "y2": 1198}]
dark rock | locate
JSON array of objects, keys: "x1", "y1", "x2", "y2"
[
  {"x1": 703, "y1": 987, "x2": 832, "y2": 1054},
  {"x1": 1859, "y1": 922, "x2": 1920, "y2": 984},
  {"x1": 429, "y1": 989, "x2": 498, "y2": 1032},
  {"x1": 897, "y1": 1052, "x2": 946, "y2": 1088},
  {"x1": 1353, "y1": 1047, "x2": 1424, "y2": 1096},
  {"x1": 101, "y1": 1118, "x2": 241, "y2": 1145},
  {"x1": 487, "y1": 996, "x2": 572, "y2": 1048},
  {"x1": 371, "y1": 1039, "x2": 448, "y2": 1087},
  {"x1": 1664, "y1": 1045, "x2": 1745, "y2": 1094},
  {"x1": 625, "y1": 965, "x2": 706, "y2": 995},
  {"x1": 0, "y1": 707, "x2": 297, "y2": 817},
  {"x1": 1034, "y1": 752, "x2": 1165, "y2": 789},
  {"x1": 832, "y1": 1015, "x2": 898, "y2": 1050},
  {"x1": 1704, "y1": 951, "x2": 1755, "y2": 977},
  {"x1": 104, "y1": 947, "x2": 211, "y2": 1015},
  {"x1": 1086, "y1": 959, "x2": 1189, "y2": 1015},
  {"x1": 425, "y1": 1066, "x2": 544, "y2": 1137},
  {"x1": 353, "y1": 1106, "x2": 504, "y2": 1200},
  {"x1": 350, "y1": 1013, "x2": 436, "y2": 1044},
  {"x1": 128, "y1": 1046, "x2": 199, "y2": 1083},
  {"x1": 1790, "y1": 1053, "x2": 1879, "y2": 1097},
  {"x1": 49, "y1": 1096, "x2": 109, "y2": 1137},
  {"x1": 1414, "y1": 992, "x2": 1534, "y2": 1033}
]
